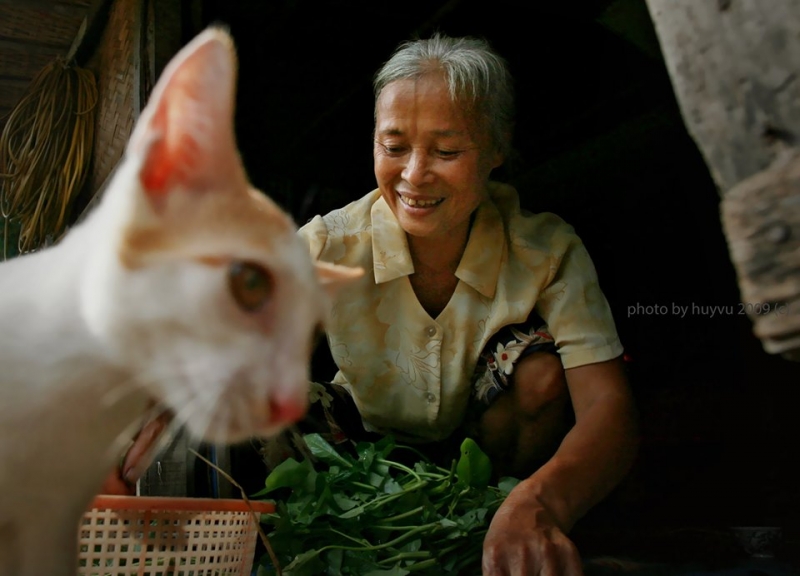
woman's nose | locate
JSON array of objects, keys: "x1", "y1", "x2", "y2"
[{"x1": 401, "y1": 150, "x2": 433, "y2": 185}]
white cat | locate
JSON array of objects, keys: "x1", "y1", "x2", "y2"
[{"x1": 0, "y1": 27, "x2": 360, "y2": 576}]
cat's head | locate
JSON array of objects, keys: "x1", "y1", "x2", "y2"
[{"x1": 80, "y1": 27, "x2": 361, "y2": 443}]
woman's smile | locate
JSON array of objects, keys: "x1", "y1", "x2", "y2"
[{"x1": 397, "y1": 192, "x2": 445, "y2": 209}]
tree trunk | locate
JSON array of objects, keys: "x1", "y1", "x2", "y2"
[{"x1": 646, "y1": 0, "x2": 800, "y2": 360}]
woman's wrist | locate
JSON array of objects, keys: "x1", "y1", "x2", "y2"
[{"x1": 505, "y1": 463, "x2": 583, "y2": 533}]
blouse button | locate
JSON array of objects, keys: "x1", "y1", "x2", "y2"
[
  {"x1": 425, "y1": 392, "x2": 436, "y2": 403},
  {"x1": 425, "y1": 325, "x2": 437, "y2": 337}
]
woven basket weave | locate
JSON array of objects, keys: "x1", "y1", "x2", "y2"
[{"x1": 78, "y1": 495, "x2": 274, "y2": 576}]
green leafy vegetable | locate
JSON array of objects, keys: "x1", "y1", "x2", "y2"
[
  {"x1": 252, "y1": 457, "x2": 316, "y2": 497},
  {"x1": 256, "y1": 433, "x2": 519, "y2": 575},
  {"x1": 455, "y1": 438, "x2": 492, "y2": 489}
]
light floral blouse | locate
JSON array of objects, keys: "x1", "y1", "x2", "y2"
[{"x1": 298, "y1": 182, "x2": 623, "y2": 441}]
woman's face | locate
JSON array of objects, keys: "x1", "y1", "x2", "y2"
[{"x1": 373, "y1": 73, "x2": 502, "y2": 242}]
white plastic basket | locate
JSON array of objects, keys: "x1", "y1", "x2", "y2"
[{"x1": 78, "y1": 495, "x2": 274, "y2": 576}]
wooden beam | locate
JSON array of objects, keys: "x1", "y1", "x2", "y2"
[
  {"x1": 0, "y1": 108, "x2": 11, "y2": 128},
  {"x1": 0, "y1": 37, "x2": 70, "y2": 55},
  {"x1": 646, "y1": 0, "x2": 800, "y2": 360},
  {"x1": 0, "y1": 83, "x2": 28, "y2": 109},
  {"x1": 0, "y1": 77, "x2": 30, "y2": 89},
  {"x1": 0, "y1": 0, "x2": 89, "y2": 17},
  {"x1": 0, "y1": 60, "x2": 55, "y2": 86},
  {"x1": 0, "y1": 0, "x2": 87, "y2": 4}
]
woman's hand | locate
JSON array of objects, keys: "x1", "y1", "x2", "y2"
[
  {"x1": 482, "y1": 357, "x2": 637, "y2": 575},
  {"x1": 482, "y1": 481, "x2": 583, "y2": 576}
]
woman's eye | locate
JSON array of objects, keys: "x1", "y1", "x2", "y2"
[
  {"x1": 379, "y1": 143, "x2": 407, "y2": 156},
  {"x1": 436, "y1": 149, "x2": 462, "y2": 158},
  {"x1": 228, "y1": 261, "x2": 274, "y2": 312}
]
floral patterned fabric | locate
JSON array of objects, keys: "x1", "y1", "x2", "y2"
[
  {"x1": 473, "y1": 310, "x2": 557, "y2": 406},
  {"x1": 298, "y1": 182, "x2": 623, "y2": 442}
]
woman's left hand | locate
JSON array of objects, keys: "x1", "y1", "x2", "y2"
[{"x1": 482, "y1": 485, "x2": 583, "y2": 576}]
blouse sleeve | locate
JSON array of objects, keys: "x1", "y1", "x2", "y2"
[
  {"x1": 297, "y1": 215, "x2": 329, "y2": 261},
  {"x1": 535, "y1": 227, "x2": 624, "y2": 370}
]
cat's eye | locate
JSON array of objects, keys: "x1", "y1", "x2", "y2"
[{"x1": 228, "y1": 261, "x2": 274, "y2": 312}]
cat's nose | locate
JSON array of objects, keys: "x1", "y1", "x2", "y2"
[{"x1": 268, "y1": 395, "x2": 307, "y2": 425}]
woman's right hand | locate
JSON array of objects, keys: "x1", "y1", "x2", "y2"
[{"x1": 482, "y1": 481, "x2": 583, "y2": 576}]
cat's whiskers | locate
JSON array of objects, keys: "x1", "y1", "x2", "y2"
[
  {"x1": 98, "y1": 360, "x2": 206, "y2": 443},
  {"x1": 100, "y1": 363, "x2": 183, "y2": 425},
  {"x1": 168, "y1": 386, "x2": 219, "y2": 445},
  {"x1": 182, "y1": 354, "x2": 267, "y2": 441},
  {"x1": 174, "y1": 359, "x2": 279, "y2": 444},
  {"x1": 163, "y1": 358, "x2": 230, "y2": 440},
  {"x1": 100, "y1": 367, "x2": 156, "y2": 408}
]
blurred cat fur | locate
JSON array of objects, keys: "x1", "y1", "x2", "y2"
[{"x1": 0, "y1": 27, "x2": 361, "y2": 576}]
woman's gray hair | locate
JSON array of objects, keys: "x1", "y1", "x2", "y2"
[{"x1": 373, "y1": 33, "x2": 515, "y2": 157}]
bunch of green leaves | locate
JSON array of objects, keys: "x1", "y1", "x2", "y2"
[{"x1": 254, "y1": 433, "x2": 520, "y2": 576}]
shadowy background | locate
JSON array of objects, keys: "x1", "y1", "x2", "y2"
[{"x1": 193, "y1": 0, "x2": 800, "y2": 560}]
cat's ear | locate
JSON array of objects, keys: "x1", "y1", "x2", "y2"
[
  {"x1": 314, "y1": 261, "x2": 364, "y2": 297},
  {"x1": 128, "y1": 27, "x2": 245, "y2": 200}
]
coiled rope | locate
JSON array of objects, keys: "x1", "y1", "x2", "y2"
[{"x1": 0, "y1": 57, "x2": 98, "y2": 258}]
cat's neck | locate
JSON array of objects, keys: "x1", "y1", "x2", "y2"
[
  {"x1": 0, "y1": 218, "x2": 148, "y2": 412},
  {"x1": 0, "y1": 219, "x2": 152, "y2": 494},
  {"x1": 0, "y1": 224, "x2": 103, "y2": 376}
]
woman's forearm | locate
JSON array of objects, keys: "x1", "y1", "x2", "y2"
[{"x1": 511, "y1": 361, "x2": 639, "y2": 531}]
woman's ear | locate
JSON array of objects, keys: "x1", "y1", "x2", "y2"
[{"x1": 491, "y1": 149, "x2": 505, "y2": 170}]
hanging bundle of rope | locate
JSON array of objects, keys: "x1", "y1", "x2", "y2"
[{"x1": 0, "y1": 57, "x2": 98, "y2": 257}]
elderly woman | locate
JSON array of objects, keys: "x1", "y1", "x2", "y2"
[
  {"x1": 108, "y1": 33, "x2": 638, "y2": 575},
  {"x1": 298, "y1": 35, "x2": 639, "y2": 575}
]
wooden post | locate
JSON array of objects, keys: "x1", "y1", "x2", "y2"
[{"x1": 645, "y1": 0, "x2": 800, "y2": 360}]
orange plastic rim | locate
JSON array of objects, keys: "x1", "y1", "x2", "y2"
[{"x1": 89, "y1": 495, "x2": 275, "y2": 514}]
